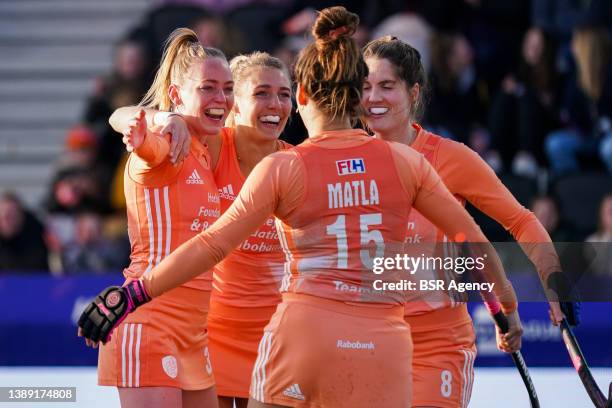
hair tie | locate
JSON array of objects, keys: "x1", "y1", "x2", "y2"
[{"x1": 329, "y1": 26, "x2": 349, "y2": 39}]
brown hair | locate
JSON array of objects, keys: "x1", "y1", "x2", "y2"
[
  {"x1": 226, "y1": 51, "x2": 291, "y2": 127},
  {"x1": 139, "y1": 27, "x2": 227, "y2": 111},
  {"x1": 363, "y1": 35, "x2": 428, "y2": 121},
  {"x1": 520, "y1": 27, "x2": 558, "y2": 93},
  {"x1": 293, "y1": 6, "x2": 368, "y2": 122},
  {"x1": 572, "y1": 26, "x2": 611, "y2": 102},
  {"x1": 429, "y1": 32, "x2": 459, "y2": 92}
]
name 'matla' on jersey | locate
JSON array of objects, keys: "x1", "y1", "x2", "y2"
[{"x1": 327, "y1": 179, "x2": 380, "y2": 209}]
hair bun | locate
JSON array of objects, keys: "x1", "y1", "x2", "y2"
[{"x1": 312, "y1": 6, "x2": 359, "y2": 44}]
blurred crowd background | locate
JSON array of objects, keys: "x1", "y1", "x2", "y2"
[{"x1": 1, "y1": 0, "x2": 612, "y2": 275}]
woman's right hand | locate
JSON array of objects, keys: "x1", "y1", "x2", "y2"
[
  {"x1": 122, "y1": 109, "x2": 147, "y2": 152},
  {"x1": 496, "y1": 309, "x2": 523, "y2": 353},
  {"x1": 77, "y1": 280, "x2": 151, "y2": 347},
  {"x1": 159, "y1": 114, "x2": 190, "y2": 165}
]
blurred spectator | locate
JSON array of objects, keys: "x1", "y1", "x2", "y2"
[
  {"x1": 426, "y1": 31, "x2": 489, "y2": 150},
  {"x1": 488, "y1": 27, "x2": 560, "y2": 177},
  {"x1": 192, "y1": 13, "x2": 245, "y2": 57},
  {"x1": 273, "y1": 35, "x2": 306, "y2": 71},
  {"x1": 152, "y1": 0, "x2": 291, "y2": 16},
  {"x1": 585, "y1": 194, "x2": 612, "y2": 276},
  {"x1": 531, "y1": 195, "x2": 575, "y2": 242},
  {"x1": 44, "y1": 125, "x2": 111, "y2": 272},
  {"x1": 46, "y1": 169, "x2": 105, "y2": 215},
  {"x1": 61, "y1": 212, "x2": 128, "y2": 274},
  {"x1": 587, "y1": 194, "x2": 612, "y2": 242},
  {"x1": 84, "y1": 29, "x2": 151, "y2": 208},
  {"x1": 144, "y1": 5, "x2": 210, "y2": 64},
  {"x1": 532, "y1": 0, "x2": 612, "y2": 40},
  {"x1": 281, "y1": 1, "x2": 403, "y2": 35},
  {"x1": 57, "y1": 124, "x2": 98, "y2": 171},
  {"x1": 370, "y1": 13, "x2": 432, "y2": 71},
  {"x1": 545, "y1": 26, "x2": 612, "y2": 176},
  {"x1": 0, "y1": 192, "x2": 49, "y2": 272},
  {"x1": 44, "y1": 165, "x2": 108, "y2": 256},
  {"x1": 45, "y1": 125, "x2": 108, "y2": 216},
  {"x1": 460, "y1": 0, "x2": 530, "y2": 93},
  {"x1": 146, "y1": 4, "x2": 276, "y2": 58}
]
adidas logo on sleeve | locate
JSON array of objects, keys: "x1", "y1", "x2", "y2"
[
  {"x1": 282, "y1": 383, "x2": 305, "y2": 400},
  {"x1": 186, "y1": 169, "x2": 204, "y2": 185}
]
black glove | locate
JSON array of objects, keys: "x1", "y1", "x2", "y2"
[
  {"x1": 547, "y1": 271, "x2": 581, "y2": 326},
  {"x1": 78, "y1": 280, "x2": 150, "y2": 343}
]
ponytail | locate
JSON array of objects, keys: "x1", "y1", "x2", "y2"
[
  {"x1": 140, "y1": 27, "x2": 227, "y2": 111},
  {"x1": 293, "y1": 6, "x2": 368, "y2": 122}
]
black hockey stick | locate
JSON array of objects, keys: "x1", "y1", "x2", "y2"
[
  {"x1": 457, "y1": 241, "x2": 540, "y2": 407},
  {"x1": 486, "y1": 301, "x2": 541, "y2": 408},
  {"x1": 560, "y1": 319, "x2": 612, "y2": 408}
]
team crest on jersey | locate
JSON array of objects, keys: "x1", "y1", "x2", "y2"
[
  {"x1": 186, "y1": 169, "x2": 204, "y2": 185},
  {"x1": 162, "y1": 355, "x2": 178, "y2": 378},
  {"x1": 336, "y1": 158, "x2": 366, "y2": 175}
]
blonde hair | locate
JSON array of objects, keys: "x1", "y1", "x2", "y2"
[
  {"x1": 572, "y1": 26, "x2": 611, "y2": 102},
  {"x1": 230, "y1": 51, "x2": 290, "y2": 95},
  {"x1": 225, "y1": 52, "x2": 291, "y2": 127},
  {"x1": 293, "y1": 6, "x2": 368, "y2": 122},
  {"x1": 140, "y1": 27, "x2": 227, "y2": 111}
]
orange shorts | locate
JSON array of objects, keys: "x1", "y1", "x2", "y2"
[
  {"x1": 405, "y1": 304, "x2": 476, "y2": 408},
  {"x1": 250, "y1": 293, "x2": 412, "y2": 408},
  {"x1": 207, "y1": 302, "x2": 277, "y2": 398},
  {"x1": 98, "y1": 286, "x2": 214, "y2": 390}
]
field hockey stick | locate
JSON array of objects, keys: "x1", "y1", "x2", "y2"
[
  {"x1": 485, "y1": 300, "x2": 541, "y2": 408},
  {"x1": 560, "y1": 319, "x2": 612, "y2": 408},
  {"x1": 454, "y1": 240, "x2": 539, "y2": 406}
]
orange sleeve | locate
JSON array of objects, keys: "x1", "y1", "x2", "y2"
[
  {"x1": 439, "y1": 141, "x2": 560, "y2": 283},
  {"x1": 132, "y1": 130, "x2": 170, "y2": 169},
  {"x1": 390, "y1": 143, "x2": 517, "y2": 313},
  {"x1": 142, "y1": 150, "x2": 304, "y2": 298}
]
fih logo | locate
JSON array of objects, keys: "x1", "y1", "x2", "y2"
[{"x1": 336, "y1": 158, "x2": 366, "y2": 176}]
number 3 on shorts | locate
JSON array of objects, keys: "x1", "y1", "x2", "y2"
[{"x1": 440, "y1": 369, "x2": 452, "y2": 398}]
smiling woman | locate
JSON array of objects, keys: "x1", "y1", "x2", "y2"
[
  {"x1": 105, "y1": 49, "x2": 295, "y2": 408},
  {"x1": 361, "y1": 35, "x2": 572, "y2": 408},
  {"x1": 98, "y1": 27, "x2": 234, "y2": 408},
  {"x1": 79, "y1": 7, "x2": 523, "y2": 408},
  {"x1": 227, "y1": 52, "x2": 292, "y2": 131},
  {"x1": 207, "y1": 52, "x2": 294, "y2": 408},
  {"x1": 168, "y1": 57, "x2": 234, "y2": 134}
]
